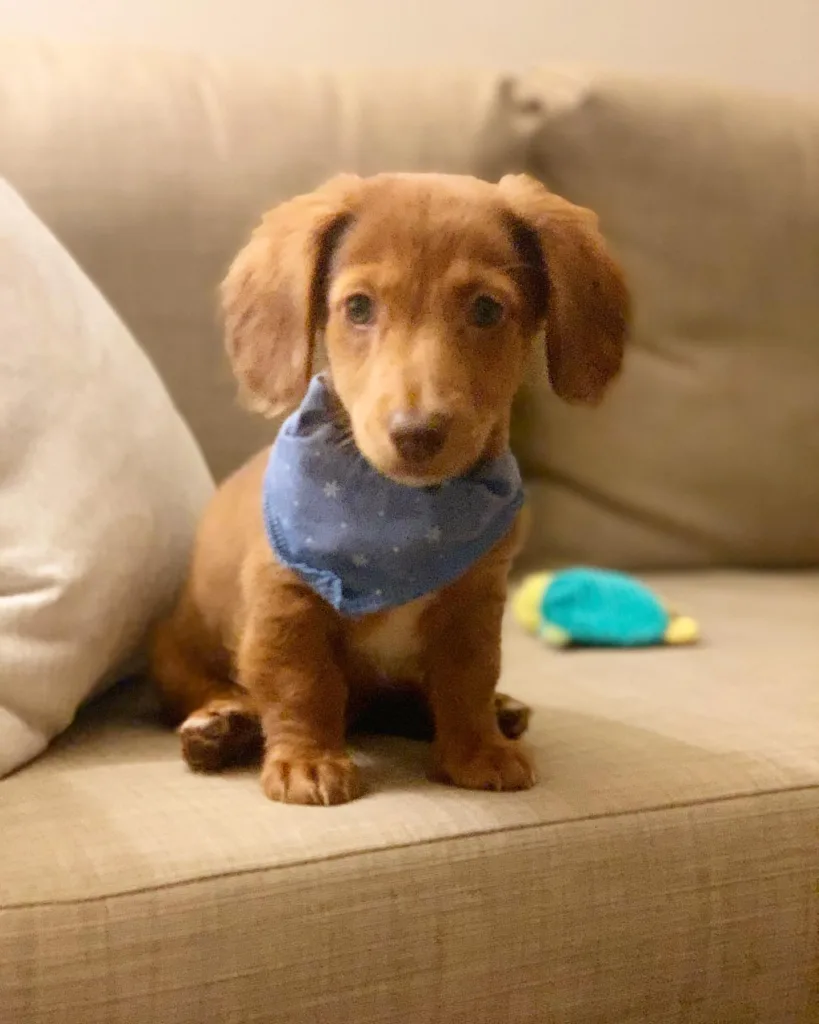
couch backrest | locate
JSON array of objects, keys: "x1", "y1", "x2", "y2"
[
  {"x1": 3, "y1": 43, "x2": 818, "y2": 569},
  {"x1": 0, "y1": 41, "x2": 521, "y2": 481},
  {"x1": 504, "y1": 73, "x2": 819, "y2": 568}
]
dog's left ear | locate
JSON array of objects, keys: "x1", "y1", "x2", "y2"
[
  {"x1": 221, "y1": 174, "x2": 362, "y2": 418},
  {"x1": 498, "y1": 174, "x2": 629, "y2": 405}
]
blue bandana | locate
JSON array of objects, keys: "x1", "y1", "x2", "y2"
[{"x1": 262, "y1": 375, "x2": 524, "y2": 618}]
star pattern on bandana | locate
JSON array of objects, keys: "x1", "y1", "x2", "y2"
[{"x1": 263, "y1": 373, "x2": 523, "y2": 615}]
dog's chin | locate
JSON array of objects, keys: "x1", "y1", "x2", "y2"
[
  {"x1": 355, "y1": 437, "x2": 483, "y2": 489},
  {"x1": 363, "y1": 454, "x2": 454, "y2": 489},
  {"x1": 383, "y1": 467, "x2": 453, "y2": 489}
]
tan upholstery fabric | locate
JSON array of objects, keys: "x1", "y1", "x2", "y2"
[
  {"x1": 0, "y1": 41, "x2": 506, "y2": 482},
  {"x1": 507, "y1": 75, "x2": 819, "y2": 570},
  {"x1": 2, "y1": 574, "x2": 817, "y2": 1023}
]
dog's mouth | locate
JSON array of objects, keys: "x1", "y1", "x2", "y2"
[
  {"x1": 355, "y1": 444, "x2": 456, "y2": 488},
  {"x1": 335, "y1": 391, "x2": 492, "y2": 487},
  {"x1": 352, "y1": 424, "x2": 489, "y2": 489}
]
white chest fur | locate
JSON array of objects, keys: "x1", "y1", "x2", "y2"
[{"x1": 352, "y1": 596, "x2": 431, "y2": 682}]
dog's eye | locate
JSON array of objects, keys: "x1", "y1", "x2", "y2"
[
  {"x1": 470, "y1": 295, "x2": 504, "y2": 328},
  {"x1": 345, "y1": 293, "x2": 375, "y2": 326}
]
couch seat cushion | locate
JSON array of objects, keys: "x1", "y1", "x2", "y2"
[{"x1": 1, "y1": 573, "x2": 817, "y2": 1024}]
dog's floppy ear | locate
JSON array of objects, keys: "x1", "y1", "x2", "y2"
[
  {"x1": 221, "y1": 174, "x2": 362, "y2": 417},
  {"x1": 498, "y1": 174, "x2": 629, "y2": 405}
]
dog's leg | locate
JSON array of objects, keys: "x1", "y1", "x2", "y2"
[
  {"x1": 237, "y1": 570, "x2": 360, "y2": 806},
  {"x1": 427, "y1": 588, "x2": 537, "y2": 793}
]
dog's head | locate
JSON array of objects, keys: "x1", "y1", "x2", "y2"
[{"x1": 222, "y1": 172, "x2": 628, "y2": 485}]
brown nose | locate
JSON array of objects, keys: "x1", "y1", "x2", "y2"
[{"x1": 388, "y1": 411, "x2": 451, "y2": 463}]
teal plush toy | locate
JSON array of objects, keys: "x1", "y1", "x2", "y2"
[{"x1": 512, "y1": 567, "x2": 700, "y2": 648}]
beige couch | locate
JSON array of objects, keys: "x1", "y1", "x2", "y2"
[{"x1": 2, "y1": 42, "x2": 818, "y2": 1024}]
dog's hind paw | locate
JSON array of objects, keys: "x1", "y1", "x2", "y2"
[
  {"x1": 494, "y1": 693, "x2": 532, "y2": 740},
  {"x1": 179, "y1": 701, "x2": 263, "y2": 772}
]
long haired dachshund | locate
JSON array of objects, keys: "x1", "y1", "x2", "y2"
[{"x1": 150, "y1": 172, "x2": 628, "y2": 805}]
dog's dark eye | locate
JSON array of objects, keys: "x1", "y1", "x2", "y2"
[
  {"x1": 345, "y1": 293, "x2": 375, "y2": 326},
  {"x1": 470, "y1": 294, "x2": 504, "y2": 328}
]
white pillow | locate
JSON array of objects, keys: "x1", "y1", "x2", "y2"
[{"x1": 0, "y1": 180, "x2": 214, "y2": 777}]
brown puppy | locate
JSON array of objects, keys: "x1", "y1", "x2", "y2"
[{"x1": 150, "y1": 172, "x2": 628, "y2": 805}]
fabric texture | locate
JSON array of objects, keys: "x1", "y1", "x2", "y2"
[
  {"x1": 2, "y1": 574, "x2": 817, "y2": 1024},
  {"x1": 0, "y1": 41, "x2": 508, "y2": 482},
  {"x1": 0, "y1": 179, "x2": 213, "y2": 778},
  {"x1": 504, "y1": 73, "x2": 819, "y2": 570},
  {"x1": 263, "y1": 375, "x2": 524, "y2": 616}
]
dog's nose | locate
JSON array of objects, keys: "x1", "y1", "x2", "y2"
[{"x1": 388, "y1": 411, "x2": 451, "y2": 462}]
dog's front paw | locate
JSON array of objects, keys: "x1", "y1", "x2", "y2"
[
  {"x1": 261, "y1": 751, "x2": 361, "y2": 806},
  {"x1": 437, "y1": 740, "x2": 537, "y2": 792}
]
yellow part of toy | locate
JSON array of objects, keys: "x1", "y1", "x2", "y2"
[
  {"x1": 511, "y1": 572, "x2": 552, "y2": 634},
  {"x1": 541, "y1": 623, "x2": 571, "y2": 647},
  {"x1": 663, "y1": 614, "x2": 700, "y2": 645}
]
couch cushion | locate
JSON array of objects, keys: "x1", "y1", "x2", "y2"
[
  {"x1": 0, "y1": 42, "x2": 510, "y2": 482},
  {"x1": 0, "y1": 179, "x2": 213, "y2": 778},
  {"x1": 505, "y1": 74, "x2": 819, "y2": 569},
  {"x1": 2, "y1": 574, "x2": 816, "y2": 1023}
]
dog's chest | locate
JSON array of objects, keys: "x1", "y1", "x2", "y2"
[{"x1": 349, "y1": 597, "x2": 431, "y2": 683}]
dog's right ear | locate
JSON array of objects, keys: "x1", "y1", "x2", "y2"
[
  {"x1": 498, "y1": 174, "x2": 628, "y2": 406},
  {"x1": 221, "y1": 175, "x2": 362, "y2": 418}
]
